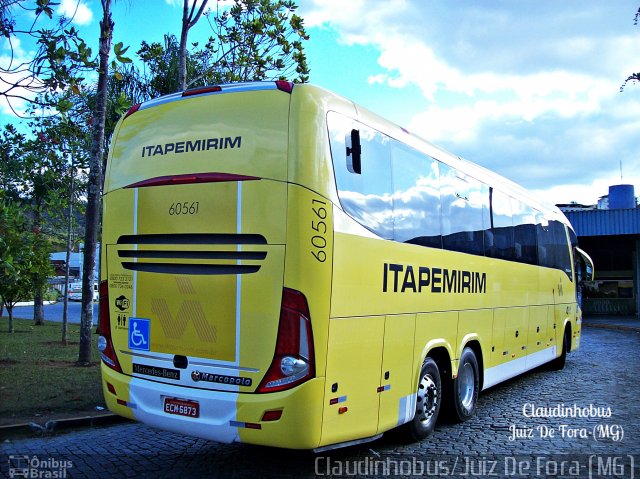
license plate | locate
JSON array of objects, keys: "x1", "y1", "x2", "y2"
[{"x1": 163, "y1": 397, "x2": 199, "y2": 418}]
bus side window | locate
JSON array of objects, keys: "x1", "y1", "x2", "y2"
[
  {"x1": 391, "y1": 143, "x2": 442, "y2": 248},
  {"x1": 485, "y1": 188, "x2": 515, "y2": 261},
  {"x1": 328, "y1": 112, "x2": 393, "y2": 239},
  {"x1": 511, "y1": 198, "x2": 538, "y2": 265},
  {"x1": 440, "y1": 164, "x2": 486, "y2": 256}
]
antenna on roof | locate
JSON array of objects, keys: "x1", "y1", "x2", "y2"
[{"x1": 620, "y1": 158, "x2": 623, "y2": 181}]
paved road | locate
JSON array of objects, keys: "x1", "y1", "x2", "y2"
[
  {"x1": 2, "y1": 327, "x2": 639, "y2": 478},
  {"x1": 8, "y1": 301, "x2": 98, "y2": 324}
]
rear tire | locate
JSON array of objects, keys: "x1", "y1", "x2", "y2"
[
  {"x1": 402, "y1": 357, "x2": 441, "y2": 441},
  {"x1": 451, "y1": 347, "x2": 479, "y2": 422},
  {"x1": 550, "y1": 327, "x2": 570, "y2": 370}
]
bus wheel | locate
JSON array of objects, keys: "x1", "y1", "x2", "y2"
[
  {"x1": 550, "y1": 327, "x2": 570, "y2": 370},
  {"x1": 403, "y1": 357, "x2": 441, "y2": 441},
  {"x1": 452, "y1": 347, "x2": 479, "y2": 422}
]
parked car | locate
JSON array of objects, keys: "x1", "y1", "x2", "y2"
[{"x1": 67, "y1": 282, "x2": 99, "y2": 302}]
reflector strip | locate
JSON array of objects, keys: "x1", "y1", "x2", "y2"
[
  {"x1": 125, "y1": 172, "x2": 259, "y2": 188},
  {"x1": 329, "y1": 396, "x2": 347, "y2": 405},
  {"x1": 182, "y1": 85, "x2": 222, "y2": 97},
  {"x1": 116, "y1": 399, "x2": 137, "y2": 409},
  {"x1": 261, "y1": 410, "x2": 283, "y2": 422},
  {"x1": 377, "y1": 385, "x2": 391, "y2": 393},
  {"x1": 230, "y1": 420, "x2": 262, "y2": 430}
]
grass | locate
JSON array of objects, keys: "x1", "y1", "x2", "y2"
[{"x1": 0, "y1": 317, "x2": 104, "y2": 425}]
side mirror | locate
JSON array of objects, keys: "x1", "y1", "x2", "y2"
[
  {"x1": 346, "y1": 129, "x2": 361, "y2": 174},
  {"x1": 576, "y1": 247, "x2": 594, "y2": 282}
]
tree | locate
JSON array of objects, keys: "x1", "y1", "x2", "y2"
[
  {"x1": 205, "y1": 0, "x2": 310, "y2": 83},
  {"x1": 135, "y1": 0, "x2": 310, "y2": 100},
  {"x1": 78, "y1": 0, "x2": 115, "y2": 366},
  {"x1": 179, "y1": 0, "x2": 209, "y2": 91},
  {"x1": 621, "y1": 7, "x2": 640, "y2": 91},
  {"x1": 23, "y1": 114, "x2": 71, "y2": 325},
  {"x1": 0, "y1": 0, "x2": 96, "y2": 116},
  {"x1": 136, "y1": 34, "x2": 221, "y2": 98},
  {"x1": 0, "y1": 108, "x2": 85, "y2": 327},
  {"x1": 27, "y1": 108, "x2": 91, "y2": 343},
  {"x1": 0, "y1": 196, "x2": 40, "y2": 333}
]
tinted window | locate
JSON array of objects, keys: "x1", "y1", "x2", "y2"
[
  {"x1": 440, "y1": 164, "x2": 487, "y2": 255},
  {"x1": 485, "y1": 188, "x2": 515, "y2": 261},
  {"x1": 549, "y1": 220, "x2": 573, "y2": 281},
  {"x1": 391, "y1": 143, "x2": 442, "y2": 248},
  {"x1": 511, "y1": 198, "x2": 538, "y2": 265},
  {"x1": 536, "y1": 219, "x2": 572, "y2": 280},
  {"x1": 329, "y1": 112, "x2": 393, "y2": 239},
  {"x1": 552, "y1": 221, "x2": 573, "y2": 280},
  {"x1": 536, "y1": 213, "x2": 554, "y2": 269}
]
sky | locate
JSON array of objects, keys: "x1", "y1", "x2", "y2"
[{"x1": 2, "y1": 0, "x2": 639, "y2": 207}]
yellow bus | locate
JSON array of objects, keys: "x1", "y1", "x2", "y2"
[{"x1": 99, "y1": 81, "x2": 594, "y2": 451}]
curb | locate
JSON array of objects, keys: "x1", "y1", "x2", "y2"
[
  {"x1": 582, "y1": 322, "x2": 640, "y2": 333},
  {"x1": 13, "y1": 301, "x2": 57, "y2": 307},
  {"x1": 0, "y1": 413, "x2": 130, "y2": 440}
]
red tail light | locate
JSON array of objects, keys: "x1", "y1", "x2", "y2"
[
  {"x1": 123, "y1": 103, "x2": 141, "y2": 119},
  {"x1": 98, "y1": 280, "x2": 122, "y2": 373},
  {"x1": 257, "y1": 288, "x2": 315, "y2": 393},
  {"x1": 275, "y1": 80, "x2": 294, "y2": 93}
]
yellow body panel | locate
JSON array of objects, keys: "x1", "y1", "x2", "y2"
[
  {"x1": 321, "y1": 316, "x2": 385, "y2": 446},
  {"x1": 377, "y1": 314, "x2": 417, "y2": 433}
]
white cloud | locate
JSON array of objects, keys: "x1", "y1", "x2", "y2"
[
  {"x1": 530, "y1": 175, "x2": 639, "y2": 207},
  {"x1": 301, "y1": 0, "x2": 640, "y2": 205},
  {"x1": 0, "y1": 37, "x2": 40, "y2": 117},
  {"x1": 57, "y1": 0, "x2": 93, "y2": 25},
  {"x1": 302, "y1": 1, "x2": 621, "y2": 128}
]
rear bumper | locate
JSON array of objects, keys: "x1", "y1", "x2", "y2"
[{"x1": 102, "y1": 364, "x2": 325, "y2": 449}]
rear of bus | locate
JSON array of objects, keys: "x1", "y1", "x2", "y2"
[{"x1": 99, "y1": 82, "x2": 333, "y2": 449}]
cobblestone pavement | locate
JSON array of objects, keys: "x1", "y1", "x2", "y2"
[{"x1": 2, "y1": 327, "x2": 639, "y2": 478}]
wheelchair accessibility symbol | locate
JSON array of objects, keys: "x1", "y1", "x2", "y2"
[{"x1": 128, "y1": 318, "x2": 150, "y2": 351}]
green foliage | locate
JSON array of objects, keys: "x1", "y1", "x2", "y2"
[
  {"x1": 0, "y1": 117, "x2": 87, "y2": 326},
  {"x1": 621, "y1": 7, "x2": 640, "y2": 91},
  {"x1": 137, "y1": 35, "x2": 200, "y2": 98},
  {"x1": 133, "y1": 0, "x2": 310, "y2": 100},
  {"x1": 206, "y1": 0, "x2": 310, "y2": 84},
  {"x1": 0, "y1": 197, "x2": 51, "y2": 333},
  {"x1": 1, "y1": 0, "x2": 132, "y2": 116},
  {"x1": 0, "y1": 112, "x2": 88, "y2": 234},
  {"x1": 44, "y1": 288, "x2": 61, "y2": 302},
  {"x1": 0, "y1": 125, "x2": 27, "y2": 201}
]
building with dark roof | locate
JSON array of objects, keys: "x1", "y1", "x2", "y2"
[{"x1": 560, "y1": 185, "x2": 640, "y2": 318}]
